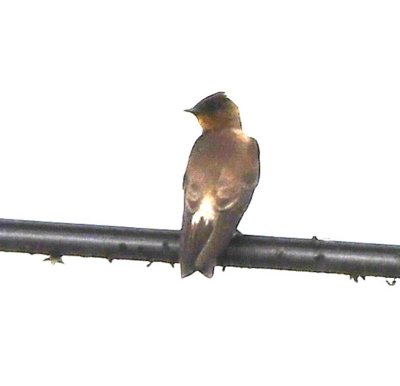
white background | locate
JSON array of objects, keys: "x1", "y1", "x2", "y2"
[{"x1": 1, "y1": 0, "x2": 400, "y2": 385}]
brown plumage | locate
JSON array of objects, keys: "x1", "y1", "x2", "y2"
[{"x1": 180, "y1": 92, "x2": 260, "y2": 278}]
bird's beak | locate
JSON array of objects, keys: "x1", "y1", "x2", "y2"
[{"x1": 184, "y1": 108, "x2": 196, "y2": 114}]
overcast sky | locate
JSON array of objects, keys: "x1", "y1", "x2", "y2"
[{"x1": 1, "y1": 1, "x2": 400, "y2": 385}]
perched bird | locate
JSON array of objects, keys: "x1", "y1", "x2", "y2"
[{"x1": 180, "y1": 92, "x2": 260, "y2": 278}]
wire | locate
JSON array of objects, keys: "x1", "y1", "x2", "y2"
[{"x1": 1, "y1": 218, "x2": 400, "y2": 278}]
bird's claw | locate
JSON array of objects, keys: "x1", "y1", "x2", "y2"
[
  {"x1": 386, "y1": 279, "x2": 397, "y2": 286},
  {"x1": 234, "y1": 230, "x2": 243, "y2": 237}
]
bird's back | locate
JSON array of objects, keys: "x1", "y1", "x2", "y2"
[
  {"x1": 186, "y1": 129, "x2": 257, "y2": 190},
  {"x1": 180, "y1": 128, "x2": 260, "y2": 277}
]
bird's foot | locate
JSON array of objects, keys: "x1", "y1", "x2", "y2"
[
  {"x1": 233, "y1": 230, "x2": 243, "y2": 241},
  {"x1": 386, "y1": 278, "x2": 397, "y2": 286}
]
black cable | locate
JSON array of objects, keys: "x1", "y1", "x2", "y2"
[{"x1": 1, "y1": 218, "x2": 400, "y2": 278}]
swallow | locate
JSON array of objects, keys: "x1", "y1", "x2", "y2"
[{"x1": 179, "y1": 92, "x2": 260, "y2": 278}]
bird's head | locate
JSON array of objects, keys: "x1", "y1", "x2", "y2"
[{"x1": 184, "y1": 92, "x2": 241, "y2": 132}]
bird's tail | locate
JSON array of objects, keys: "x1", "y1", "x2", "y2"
[
  {"x1": 179, "y1": 217, "x2": 214, "y2": 278},
  {"x1": 195, "y1": 254, "x2": 216, "y2": 278}
]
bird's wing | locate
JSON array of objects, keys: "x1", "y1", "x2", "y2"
[
  {"x1": 180, "y1": 173, "x2": 212, "y2": 278},
  {"x1": 215, "y1": 137, "x2": 260, "y2": 211},
  {"x1": 192, "y1": 138, "x2": 260, "y2": 277},
  {"x1": 184, "y1": 137, "x2": 260, "y2": 212},
  {"x1": 180, "y1": 137, "x2": 260, "y2": 278}
]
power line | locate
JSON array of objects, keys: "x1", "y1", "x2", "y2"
[{"x1": 1, "y1": 218, "x2": 400, "y2": 279}]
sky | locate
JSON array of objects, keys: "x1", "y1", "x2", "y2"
[{"x1": 1, "y1": 1, "x2": 400, "y2": 385}]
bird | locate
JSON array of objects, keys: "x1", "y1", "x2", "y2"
[{"x1": 179, "y1": 92, "x2": 260, "y2": 278}]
